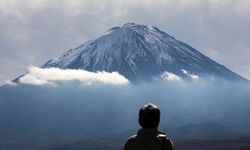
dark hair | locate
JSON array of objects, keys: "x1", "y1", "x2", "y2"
[{"x1": 139, "y1": 103, "x2": 160, "y2": 128}]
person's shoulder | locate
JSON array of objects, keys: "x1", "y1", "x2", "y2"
[
  {"x1": 124, "y1": 134, "x2": 137, "y2": 148},
  {"x1": 126, "y1": 134, "x2": 137, "y2": 142},
  {"x1": 157, "y1": 133, "x2": 170, "y2": 142},
  {"x1": 157, "y1": 133, "x2": 175, "y2": 150},
  {"x1": 157, "y1": 133, "x2": 167, "y2": 139}
]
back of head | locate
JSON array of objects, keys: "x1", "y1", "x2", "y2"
[{"x1": 139, "y1": 103, "x2": 160, "y2": 129}]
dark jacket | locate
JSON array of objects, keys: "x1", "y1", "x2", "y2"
[{"x1": 124, "y1": 128, "x2": 174, "y2": 150}]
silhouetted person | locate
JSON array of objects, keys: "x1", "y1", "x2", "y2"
[{"x1": 124, "y1": 103, "x2": 174, "y2": 150}]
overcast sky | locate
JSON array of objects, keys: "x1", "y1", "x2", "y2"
[{"x1": 1, "y1": 0, "x2": 250, "y2": 84}]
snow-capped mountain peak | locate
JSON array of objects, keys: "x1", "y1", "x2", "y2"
[{"x1": 43, "y1": 23, "x2": 246, "y2": 81}]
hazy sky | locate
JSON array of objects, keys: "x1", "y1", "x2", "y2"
[{"x1": 1, "y1": 0, "x2": 250, "y2": 84}]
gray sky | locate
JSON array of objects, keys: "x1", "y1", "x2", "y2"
[{"x1": 1, "y1": 0, "x2": 250, "y2": 84}]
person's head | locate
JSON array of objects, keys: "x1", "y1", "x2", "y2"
[{"x1": 139, "y1": 103, "x2": 160, "y2": 129}]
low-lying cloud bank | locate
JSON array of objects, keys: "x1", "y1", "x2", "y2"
[
  {"x1": 18, "y1": 66, "x2": 129, "y2": 86},
  {"x1": 154, "y1": 69, "x2": 199, "y2": 81},
  {"x1": 16, "y1": 66, "x2": 201, "y2": 86}
]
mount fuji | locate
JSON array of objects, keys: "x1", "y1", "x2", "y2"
[{"x1": 42, "y1": 23, "x2": 245, "y2": 81}]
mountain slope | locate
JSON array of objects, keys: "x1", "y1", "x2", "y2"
[{"x1": 43, "y1": 23, "x2": 246, "y2": 81}]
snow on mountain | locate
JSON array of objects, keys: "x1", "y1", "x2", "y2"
[{"x1": 43, "y1": 22, "x2": 246, "y2": 81}]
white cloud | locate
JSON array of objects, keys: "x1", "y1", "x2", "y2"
[
  {"x1": 190, "y1": 74, "x2": 199, "y2": 80},
  {"x1": 19, "y1": 66, "x2": 129, "y2": 86},
  {"x1": 160, "y1": 71, "x2": 182, "y2": 81},
  {"x1": 2, "y1": 80, "x2": 17, "y2": 86},
  {"x1": 181, "y1": 69, "x2": 199, "y2": 80}
]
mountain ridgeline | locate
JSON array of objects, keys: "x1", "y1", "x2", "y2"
[{"x1": 43, "y1": 23, "x2": 246, "y2": 81}]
